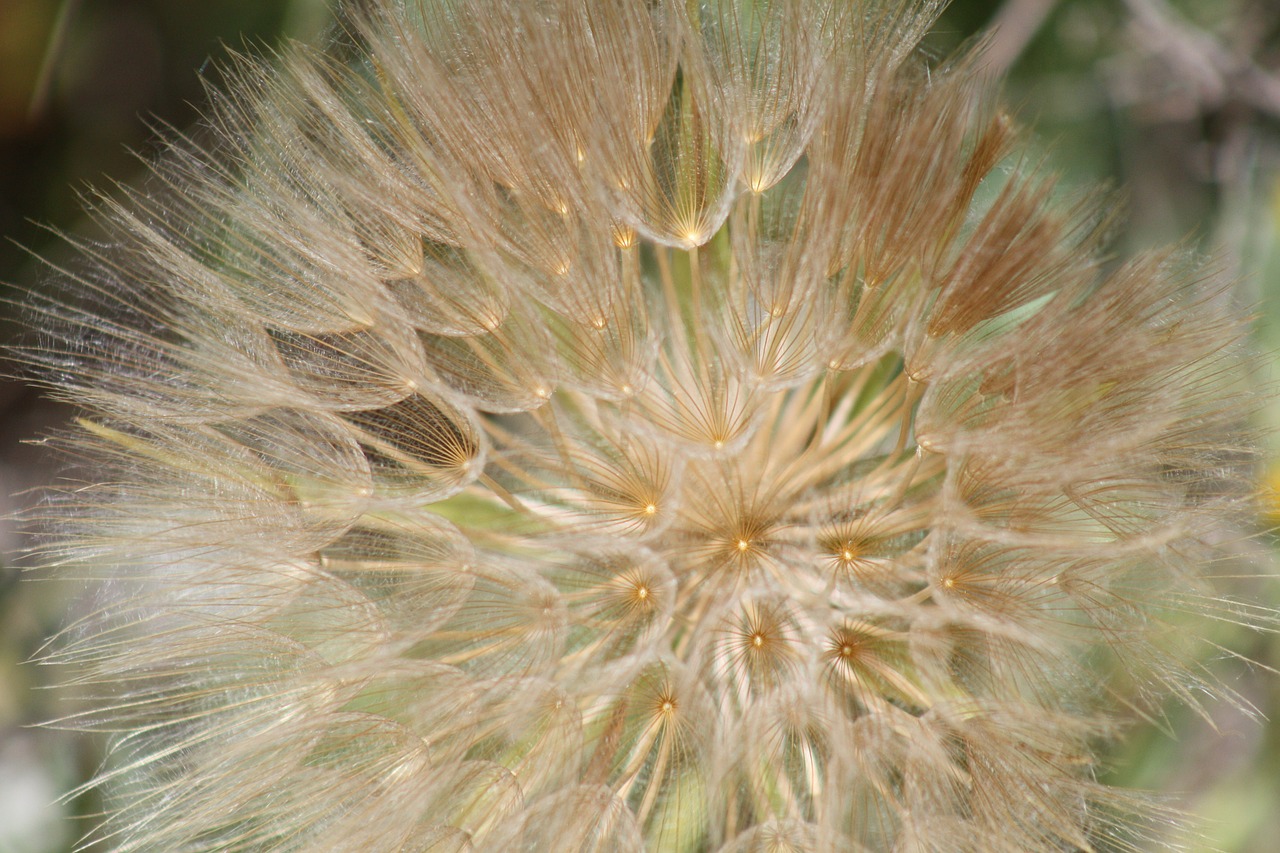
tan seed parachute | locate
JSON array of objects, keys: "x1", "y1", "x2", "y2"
[{"x1": 17, "y1": 0, "x2": 1268, "y2": 850}]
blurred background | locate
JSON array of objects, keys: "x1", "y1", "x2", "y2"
[{"x1": 1, "y1": 1, "x2": 1277, "y2": 850}]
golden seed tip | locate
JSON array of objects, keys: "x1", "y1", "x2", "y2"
[{"x1": 612, "y1": 224, "x2": 636, "y2": 248}]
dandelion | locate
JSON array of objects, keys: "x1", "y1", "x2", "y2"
[{"x1": 19, "y1": 0, "x2": 1266, "y2": 850}]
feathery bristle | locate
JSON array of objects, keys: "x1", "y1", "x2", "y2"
[{"x1": 17, "y1": 0, "x2": 1269, "y2": 851}]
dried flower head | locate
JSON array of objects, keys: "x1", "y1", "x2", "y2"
[{"x1": 19, "y1": 0, "x2": 1266, "y2": 850}]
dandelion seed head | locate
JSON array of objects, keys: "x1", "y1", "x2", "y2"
[{"x1": 19, "y1": 0, "x2": 1268, "y2": 850}]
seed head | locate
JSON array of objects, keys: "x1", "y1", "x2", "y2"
[{"x1": 20, "y1": 0, "x2": 1266, "y2": 851}]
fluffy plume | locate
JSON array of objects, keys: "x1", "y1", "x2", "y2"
[{"x1": 17, "y1": 0, "x2": 1267, "y2": 850}]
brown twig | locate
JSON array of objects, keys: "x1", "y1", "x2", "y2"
[{"x1": 981, "y1": 0, "x2": 1059, "y2": 77}]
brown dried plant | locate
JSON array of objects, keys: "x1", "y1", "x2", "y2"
[{"x1": 15, "y1": 0, "x2": 1271, "y2": 850}]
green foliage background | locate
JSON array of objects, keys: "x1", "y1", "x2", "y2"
[{"x1": 1, "y1": 1, "x2": 1276, "y2": 850}]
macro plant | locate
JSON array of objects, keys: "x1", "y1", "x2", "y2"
[{"x1": 15, "y1": 0, "x2": 1270, "y2": 850}]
